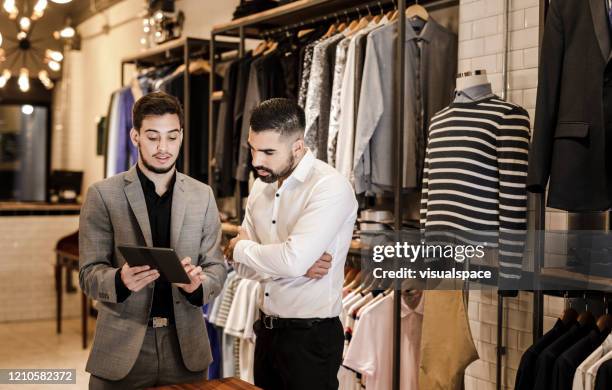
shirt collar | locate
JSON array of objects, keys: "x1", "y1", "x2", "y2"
[
  {"x1": 136, "y1": 164, "x2": 176, "y2": 197},
  {"x1": 288, "y1": 149, "x2": 315, "y2": 184},
  {"x1": 400, "y1": 291, "x2": 424, "y2": 318},
  {"x1": 404, "y1": 16, "x2": 440, "y2": 43}
]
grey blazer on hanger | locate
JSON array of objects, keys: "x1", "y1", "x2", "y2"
[{"x1": 78, "y1": 165, "x2": 226, "y2": 380}]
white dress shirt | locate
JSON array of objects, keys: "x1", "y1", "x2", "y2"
[
  {"x1": 573, "y1": 333, "x2": 612, "y2": 390},
  {"x1": 233, "y1": 149, "x2": 358, "y2": 319}
]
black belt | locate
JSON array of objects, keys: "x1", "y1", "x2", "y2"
[{"x1": 256, "y1": 310, "x2": 337, "y2": 330}]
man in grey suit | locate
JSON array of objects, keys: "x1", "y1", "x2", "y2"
[{"x1": 79, "y1": 91, "x2": 226, "y2": 389}]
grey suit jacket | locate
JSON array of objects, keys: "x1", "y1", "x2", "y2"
[{"x1": 78, "y1": 165, "x2": 226, "y2": 380}]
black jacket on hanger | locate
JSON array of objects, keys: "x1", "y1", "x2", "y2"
[
  {"x1": 532, "y1": 322, "x2": 596, "y2": 389},
  {"x1": 595, "y1": 358, "x2": 612, "y2": 390},
  {"x1": 551, "y1": 328, "x2": 610, "y2": 390},
  {"x1": 527, "y1": 0, "x2": 612, "y2": 211},
  {"x1": 515, "y1": 319, "x2": 573, "y2": 390}
]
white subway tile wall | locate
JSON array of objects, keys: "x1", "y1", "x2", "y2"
[{"x1": 0, "y1": 216, "x2": 80, "y2": 323}]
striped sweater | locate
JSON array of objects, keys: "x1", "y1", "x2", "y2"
[{"x1": 419, "y1": 96, "x2": 531, "y2": 280}]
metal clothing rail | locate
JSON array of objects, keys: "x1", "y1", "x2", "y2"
[
  {"x1": 110, "y1": 37, "x2": 237, "y2": 178},
  {"x1": 209, "y1": 1, "x2": 458, "y2": 389}
]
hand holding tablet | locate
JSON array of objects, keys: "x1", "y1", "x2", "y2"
[{"x1": 118, "y1": 245, "x2": 191, "y2": 284}]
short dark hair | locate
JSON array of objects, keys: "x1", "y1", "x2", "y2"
[
  {"x1": 132, "y1": 91, "x2": 184, "y2": 131},
  {"x1": 249, "y1": 98, "x2": 305, "y2": 137}
]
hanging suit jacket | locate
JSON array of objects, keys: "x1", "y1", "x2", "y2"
[
  {"x1": 551, "y1": 328, "x2": 609, "y2": 390},
  {"x1": 527, "y1": 0, "x2": 612, "y2": 211},
  {"x1": 515, "y1": 318, "x2": 573, "y2": 390}
]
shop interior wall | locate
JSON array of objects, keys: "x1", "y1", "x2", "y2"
[
  {"x1": 56, "y1": 0, "x2": 240, "y2": 193},
  {"x1": 457, "y1": 1, "x2": 567, "y2": 390}
]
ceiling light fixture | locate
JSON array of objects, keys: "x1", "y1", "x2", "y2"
[
  {"x1": 18, "y1": 68, "x2": 29, "y2": 92},
  {"x1": 19, "y1": 16, "x2": 31, "y2": 31},
  {"x1": 0, "y1": 69, "x2": 10, "y2": 88},
  {"x1": 0, "y1": 1, "x2": 65, "y2": 92},
  {"x1": 49, "y1": 0, "x2": 72, "y2": 3}
]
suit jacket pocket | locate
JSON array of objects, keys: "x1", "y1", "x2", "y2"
[{"x1": 553, "y1": 122, "x2": 589, "y2": 139}]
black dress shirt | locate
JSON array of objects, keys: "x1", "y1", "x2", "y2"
[{"x1": 115, "y1": 165, "x2": 202, "y2": 323}]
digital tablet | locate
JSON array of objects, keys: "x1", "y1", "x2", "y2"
[{"x1": 117, "y1": 245, "x2": 191, "y2": 284}]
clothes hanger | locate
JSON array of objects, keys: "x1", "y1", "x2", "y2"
[
  {"x1": 406, "y1": 0, "x2": 429, "y2": 21},
  {"x1": 577, "y1": 293, "x2": 596, "y2": 326},
  {"x1": 561, "y1": 291, "x2": 579, "y2": 325},
  {"x1": 372, "y1": 2, "x2": 384, "y2": 24},
  {"x1": 346, "y1": 10, "x2": 360, "y2": 32},
  {"x1": 321, "y1": 14, "x2": 338, "y2": 39},
  {"x1": 596, "y1": 296, "x2": 612, "y2": 332},
  {"x1": 387, "y1": 1, "x2": 399, "y2": 21},
  {"x1": 253, "y1": 38, "x2": 269, "y2": 57}
]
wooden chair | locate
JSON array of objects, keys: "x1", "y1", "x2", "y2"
[{"x1": 55, "y1": 231, "x2": 92, "y2": 349}]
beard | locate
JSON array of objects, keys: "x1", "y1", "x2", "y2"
[
  {"x1": 253, "y1": 153, "x2": 295, "y2": 184},
  {"x1": 139, "y1": 145, "x2": 176, "y2": 174}
]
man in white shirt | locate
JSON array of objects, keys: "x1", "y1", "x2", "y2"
[{"x1": 226, "y1": 98, "x2": 358, "y2": 390}]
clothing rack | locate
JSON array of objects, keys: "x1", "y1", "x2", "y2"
[
  {"x1": 113, "y1": 37, "x2": 237, "y2": 178},
  {"x1": 209, "y1": 1, "x2": 458, "y2": 389}
]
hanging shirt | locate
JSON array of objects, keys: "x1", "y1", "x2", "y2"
[
  {"x1": 574, "y1": 333, "x2": 612, "y2": 390},
  {"x1": 354, "y1": 17, "x2": 457, "y2": 193},
  {"x1": 343, "y1": 292, "x2": 424, "y2": 390},
  {"x1": 232, "y1": 149, "x2": 358, "y2": 319},
  {"x1": 328, "y1": 37, "x2": 352, "y2": 166},
  {"x1": 303, "y1": 33, "x2": 344, "y2": 160}
]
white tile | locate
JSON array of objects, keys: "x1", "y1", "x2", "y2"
[
  {"x1": 485, "y1": 33, "x2": 503, "y2": 55},
  {"x1": 460, "y1": 38, "x2": 486, "y2": 59},
  {"x1": 460, "y1": 22, "x2": 474, "y2": 41},
  {"x1": 460, "y1": 58, "x2": 473, "y2": 73},
  {"x1": 509, "y1": 68, "x2": 538, "y2": 89},
  {"x1": 523, "y1": 88, "x2": 537, "y2": 109},
  {"x1": 523, "y1": 47, "x2": 539, "y2": 68},
  {"x1": 510, "y1": 0, "x2": 539, "y2": 11},
  {"x1": 510, "y1": 9, "x2": 525, "y2": 31},
  {"x1": 485, "y1": 0, "x2": 503, "y2": 16},
  {"x1": 509, "y1": 50, "x2": 524, "y2": 70},
  {"x1": 510, "y1": 27, "x2": 539, "y2": 50},
  {"x1": 524, "y1": 6, "x2": 540, "y2": 28},
  {"x1": 462, "y1": 0, "x2": 487, "y2": 22}
]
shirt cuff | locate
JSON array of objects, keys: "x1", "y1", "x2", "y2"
[
  {"x1": 233, "y1": 239, "x2": 257, "y2": 266},
  {"x1": 180, "y1": 285, "x2": 204, "y2": 307},
  {"x1": 115, "y1": 269, "x2": 131, "y2": 303}
]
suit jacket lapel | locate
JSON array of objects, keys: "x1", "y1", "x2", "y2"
[
  {"x1": 124, "y1": 166, "x2": 153, "y2": 247},
  {"x1": 590, "y1": 0, "x2": 611, "y2": 61},
  {"x1": 170, "y1": 173, "x2": 186, "y2": 250}
]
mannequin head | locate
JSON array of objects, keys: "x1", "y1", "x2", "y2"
[{"x1": 247, "y1": 98, "x2": 306, "y2": 184}]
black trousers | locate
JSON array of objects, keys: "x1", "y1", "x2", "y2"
[{"x1": 253, "y1": 317, "x2": 343, "y2": 390}]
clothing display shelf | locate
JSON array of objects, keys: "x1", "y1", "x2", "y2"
[
  {"x1": 112, "y1": 37, "x2": 238, "y2": 178},
  {"x1": 209, "y1": 1, "x2": 458, "y2": 390}
]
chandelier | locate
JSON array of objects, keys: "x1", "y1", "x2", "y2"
[{"x1": 0, "y1": 0, "x2": 73, "y2": 92}]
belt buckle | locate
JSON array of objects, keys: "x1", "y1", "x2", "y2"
[
  {"x1": 152, "y1": 317, "x2": 168, "y2": 328},
  {"x1": 263, "y1": 315, "x2": 276, "y2": 329}
]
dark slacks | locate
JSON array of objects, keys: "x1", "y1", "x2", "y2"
[
  {"x1": 253, "y1": 317, "x2": 344, "y2": 390},
  {"x1": 89, "y1": 325, "x2": 207, "y2": 390}
]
